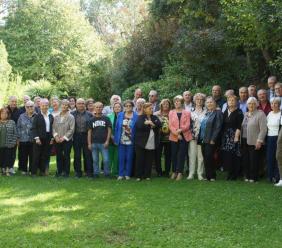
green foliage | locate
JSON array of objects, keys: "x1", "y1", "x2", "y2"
[{"x1": 0, "y1": 0, "x2": 106, "y2": 96}]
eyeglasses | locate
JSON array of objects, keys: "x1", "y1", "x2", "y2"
[
  {"x1": 26, "y1": 106, "x2": 34, "y2": 108},
  {"x1": 149, "y1": 95, "x2": 155, "y2": 97},
  {"x1": 125, "y1": 105, "x2": 132, "y2": 107}
]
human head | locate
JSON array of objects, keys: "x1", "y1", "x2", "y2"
[
  {"x1": 134, "y1": 88, "x2": 142, "y2": 100},
  {"x1": 148, "y1": 90, "x2": 158, "y2": 104},
  {"x1": 205, "y1": 96, "x2": 217, "y2": 111},
  {"x1": 248, "y1": 85, "x2": 257, "y2": 97},
  {"x1": 227, "y1": 95, "x2": 238, "y2": 109},
  {"x1": 212, "y1": 85, "x2": 222, "y2": 99},
  {"x1": 94, "y1": 102, "x2": 103, "y2": 115},
  {"x1": 173, "y1": 95, "x2": 184, "y2": 110},
  {"x1": 86, "y1": 98, "x2": 95, "y2": 111},
  {"x1": 110, "y1": 95, "x2": 121, "y2": 106},
  {"x1": 123, "y1": 100, "x2": 134, "y2": 113},
  {"x1": 224, "y1": 89, "x2": 234, "y2": 98},
  {"x1": 183, "y1": 91, "x2": 193, "y2": 104},
  {"x1": 193, "y1": 93, "x2": 206, "y2": 108},
  {"x1": 8, "y1": 96, "x2": 17, "y2": 109},
  {"x1": 23, "y1": 95, "x2": 31, "y2": 104},
  {"x1": 239, "y1": 87, "x2": 248, "y2": 102},
  {"x1": 275, "y1": 82, "x2": 282, "y2": 97},
  {"x1": 270, "y1": 97, "x2": 281, "y2": 112},
  {"x1": 51, "y1": 97, "x2": 60, "y2": 111},
  {"x1": 40, "y1": 98, "x2": 49, "y2": 114},
  {"x1": 136, "y1": 98, "x2": 146, "y2": 112},
  {"x1": 76, "y1": 98, "x2": 86, "y2": 112},
  {"x1": 160, "y1": 99, "x2": 171, "y2": 112},
  {"x1": 61, "y1": 99, "x2": 70, "y2": 113},
  {"x1": 143, "y1": 102, "x2": 153, "y2": 115},
  {"x1": 113, "y1": 102, "x2": 122, "y2": 114},
  {"x1": 68, "y1": 96, "x2": 76, "y2": 110},
  {"x1": 25, "y1": 100, "x2": 35, "y2": 115},
  {"x1": 257, "y1": 89, "x2": 267, "y2": 103},
  {"x1": 0, "y1": 107, "x2": 10, "y2": 121},
  {"x1": 247, "y1": 97, "x2": 258, "y2": 112},
  {"x1": 33, "y1": 96, "x2": 41, "y2": 107},
  {"x1": 268, "y1": 76, "x2": 277, "y2": 90}
]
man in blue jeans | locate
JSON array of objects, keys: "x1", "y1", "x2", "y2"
[{"x1": 87, "y1": 102, "x2": 112, "y2": 178}]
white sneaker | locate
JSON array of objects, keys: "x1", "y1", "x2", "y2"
[
  {"x1": 244, "y1": 179, "x2": 249, "y2": 182},
  {"x1": 275, "y1": 180, "x2": 282, "y2": 187},
  {"x1": 117, "y1": 176, "x2": 123, "y2": 180},
  {"x1": 9, "y1": 168, "x2": 15, "y2": 175},
  {"x1": 210, "y1": 179, "x2": 216, "y2": 182},
  {"x1": 125, "y1": 176, "x2": 130, "y2": 180},
  {"x1": 249, "y1": 179, "x2": 254, "y2": 183},
  {"x1": 198, "y1": 176, "x2": 204, "y2": 181},
  {"x1": 187, "y1": 175, "x2": 194, "y2": 180}
]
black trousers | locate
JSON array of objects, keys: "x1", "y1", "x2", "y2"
[
  {"x1": 0, "y1": 147, "x2": 16, "y2": 169},
  {"x1": 73, "y1": 133, "x2": 92, "y2": 177},
  {"x1": 222, "y1": 151, "x2": 239, "y2": 180},
  {"x1": 32, "y1": 136, "x2": 52, "y2": 175},
  {"x1": 155, "y1": 141, "x2": 171, "y2": 175},
  {"x1": 55, "y1": 140, "x2": 72, "y2": 176},
  {"x1": 171, "y1": 139, "x2": 188, "y2": 174},
  {"x1": 18, "y1": 142, "x2": 33, "y2": 173},
  {"x1": 135, "y1": 146, "x2": 154, "y2": 179},
  {"x1": 201, "y1": 143, "x2": 216, "y2": 180}
]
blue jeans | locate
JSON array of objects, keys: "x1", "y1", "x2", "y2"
[
  {"x1": 91, "y1": 143, "x2": 110, "y2": 176},
  {"x1": 266, "y1": 136, "x2": 280, "y2": 182},
  {"x1": 118, "y1": 144, "x2": 134, "y2": 177}
]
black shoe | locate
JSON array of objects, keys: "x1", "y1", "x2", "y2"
[{"x1": 93, "y1": 174, "x2": 99, "y2": 179}]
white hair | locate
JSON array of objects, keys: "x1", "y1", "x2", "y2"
[
  {"x1": 193, "y1": 93, "x2": 206, "y2": 102},
  {"x1": 270, "y1": 97, "x2": 281, "y2": 105},
  {"x1": 246, "y1": 97, "x2": 259, "y2": 106},
  {"x1": 25, "y1": 100, "x2": 34, "y2": 106},
  {"x1": 110, "y1": 95, "x2": 121, "y2": 106}
]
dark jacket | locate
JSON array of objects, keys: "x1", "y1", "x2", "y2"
[
  {"x1": 134, "y1": 114, "x2": 161, "y2": 149},
  {"x1": 71, "y1": 110, "x2": 93, "y2": 133},
  {"x1": 199, "y1": 110, "x2": 223, "y2": 144},
  {"x1": 32, "y1": 112, "x2": 54, "y2": 140},
  {"x1": 7, "y1": 106, "x2": 21, "y2": 124}
]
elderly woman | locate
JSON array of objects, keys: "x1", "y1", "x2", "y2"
[
  {"x1": 108, "y1": 102, "x2": 122, "y2": 176},
  {"x1": 221, "y1": 95, "x2": 244, "y2": 180},
  {"x1": 53, "y1": 99, "x2": 75, "y2": 177},
  {"x1": 17, "y1": 100, "x2": 36, "y2": 175},
  {"x1": 86, "y1": 98, "x2": 95, "y2": 115},
  {"x1": 169, "y1": 95, "x2": 192, "y2": 181},
  {"x1": 266, "y1": 97, "x2": 281, "y2": 183},
  {"x1": 241, "y1": 97, "x2": 267, "y2": 182},
  {"x1": 275, "y1": 128, "x2": 282, "y2": 186},
  {"x1": 198, "y1": 97, "x2": 223, "y2": 181},
  {"x1": 103, "y1": 95, "x2": 121, "y2": 116},
  {"x1": 135, "y1": 98, "x2": 146, "y2": 116},
  {"x1": 50, "y1": 97, "x2": 60, "y2": 117},
  {"x1": 114, "y1": 100, "x2": 138, "y2": 180},
  {"x1": 155, "y1": 99, "x2": 172, "y2": 177},
  {"x1": 187, "y1": 93, "x2": 206, "y2": 180},
  {"x1": 135, "y1": 103, "x2": 161, "y2": 181},
  {"x1": 0, "y1": 108, "x2": 17, "y2": 176}
]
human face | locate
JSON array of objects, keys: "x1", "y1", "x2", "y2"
[
  {"x1": 268, "y1": 78, "x2": 276, "y2": 90},
  {"x1": 195, "y1": 97, "x2": 204, "y2": 107},
  {"x1": 136, "y1": 101, "x2": 144, "y2": 111},
  {"x1": 174, "y1": 99, "x2": 182, "y2": 110},
  {"x1": 239, "y1": 89, "x2": 248, "y2": 101},
  {"x1": 0, "y1": 110, "x2": 8, "y2": 121},
  {"x1": 23, "y1": 96, "x2": 30, "y2": 104},
  {"x1": 95, "y1": 104, "x2": 103, "y2": 115},
  {"x1": 9, "y1": 98, "x2": 17, "y2": 109},
  {"x1": 149, "y1": 93, "x2": 157, "y2": 104},
  {"x1": 52, "y1": 100, "x2": 59, "y2": 111},
  {"x1": 69, "y1": 98, "x2": 76, "y2": 109},
  {"x1": 135, "y1": 90, "x2": 142, "y2": 99},
  {"x1": 206, "y1": 99, "x2": 216, "y2": 111},
  {"x1": 87, "y1": 102, "x2": 94, "y2": 112},
  {"x1": 275, "y1": 85, "x2": 282, "y2": 97},
  {"x1": 144, "y1": 106, "x2": 153, "y2": 115},
  {"x1": 271, "y1": 101, "x2": 280, "y2": 112},
  {"x1": 257, "y1": 91, "x2": 267, "y2": 102},
  {"x1": 247, "y1": 101, "x2": 257, "y2": 112},
  {"x1": 112, "y1": 96, "x2": 120, "y2": 104},
  {"x1": 162, "y1": 101, "x2": 170, "y2": 111},
  {"x1": 124, "y1": 103, "x2": 133, "y2": 113},
  {"x1": 227, "y1": 97, "x2": 237, "y2": 109},
  {"x1": 183, "y1": 92, "x2": 192, "y2": 103},
  {"x1": 40, "y1": 102, "x2": 49, "y2": 113},
  {"x1": 61, "y1": 103, "x2": 69, "y2": 113},
  {"x1": 248, "y1": 87, "x2": 256, "y2": 97},
  {"x1": 76, "y1": 100, "x2": 85, "y2": 112},
  {"x1": 113, "y1": 104, "x2": 122, "y2": 114},
  {"x1": 25, "y1": 103, "x2": 34, "y2": 115},
  {"x1": 212, "y1": 86, "x2": 221, "y2": 98}
]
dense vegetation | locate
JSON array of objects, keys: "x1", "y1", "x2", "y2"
[{"x1": 0, "y1": 0, "x2": 282, "y2": 104}]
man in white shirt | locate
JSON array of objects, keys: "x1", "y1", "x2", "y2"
[{"x1": 183, "y1": 91, "x2": 193, "y2": 111}]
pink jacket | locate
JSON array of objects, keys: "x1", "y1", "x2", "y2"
[{"x1": 168, "y1": 109, "x2": 192, "y2": 142}]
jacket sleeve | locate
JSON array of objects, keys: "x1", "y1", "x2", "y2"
[
  {"x1": 114, "y1": 114, "x2": 121, "y2": 145},
  {"x1": 181, "y1": 111, "x2": 191, "y2": 133},
  {"x1": 168, "y1": 111, "x2": 178, "y2": 135},
  {"x1": 257, "y1": 112, "x2": 267, "y2": 143},
  {"x1": 31, "y1": 115, "x2": 39, "y2": 139},
  {"x1": 135, "y1": 116, "x2": 150, "y2": 132},
  {"x1": 16, "y1": 115, "x2": 22, "y2": 139},
  {"x1": 64, "y1": 115, "x2": 75, "y2": 141},
  {"x1": 152, "y1": 115, "x2": 161, "y2": 129},
  {"x1": 210, "y1": 111, "x2": 223, "y2": 142}
]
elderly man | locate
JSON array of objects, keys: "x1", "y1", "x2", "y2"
[
  {"x1": 149, "y1": 90, "x2": 160, "y2": 112},
  {"x1": 7, "y1": 96, "x2": 21, "y2": 123},
  {"x1": 33, "y1": 96, "x2": 41, "y2": 113},
  {"x1": 238, "y1": 87, "x2": 249, "y2": 114},
  {"x1": 212, "y1": 85, "x2": 225, "y2": 109},
  {"x1": 267, "y1": 76, "x2": 278, "y2": 101},
  {"x1": 248, "y1": 85, "x2": 257, "y2": 98},
  {"x1": 31, "y1": 98, "x2": 54, "y2": 176},
  {"x1": 102, "y1": 95, "x2": 122, "y2": 116},
  {"x1": 274, "y1": 82, "x2": 282, "y2": 110},
  {"x1": 133, "y1": 88, "x2": 142, "y2": 105},
  {"x1": 183, "y1": 91, "x2": 193, "y2": 111},
  {"x1": 18, "y1": 95, "x2": 31, "y2": 115},
  {"x1": 257, "y1": 89, "x2": 271, "y2": 116},
  {"x1": 71, "y1": 98, "x2": 93, "y2": 178}
]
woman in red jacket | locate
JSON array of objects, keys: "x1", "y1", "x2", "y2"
[{"x1": 169, "y1": 95, "x2": 192, "y2": 180}]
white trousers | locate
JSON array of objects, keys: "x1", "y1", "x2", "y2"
[{"x1": 188, "y1": 140, "x2": 204, "y2": 178}]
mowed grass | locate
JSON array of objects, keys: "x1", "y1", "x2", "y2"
[{"x1": 0, "y1": 161, "x2": 282, "y2": 248}]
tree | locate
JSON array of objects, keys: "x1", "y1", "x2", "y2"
[{"x1": 0, "y1": 0, "x2": 106, "y2": 96}]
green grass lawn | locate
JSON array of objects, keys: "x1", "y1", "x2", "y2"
[{"x1": 0, "y1": 163, "x2": 282, "y2": 248}]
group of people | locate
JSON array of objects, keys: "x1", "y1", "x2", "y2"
[{"x1": 1, "y1": 75, "x2": 282, "y2": 186}]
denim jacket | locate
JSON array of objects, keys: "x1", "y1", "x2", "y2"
[{"x1": 17, "y1": 112, "x2": 35, "y2": 142}]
